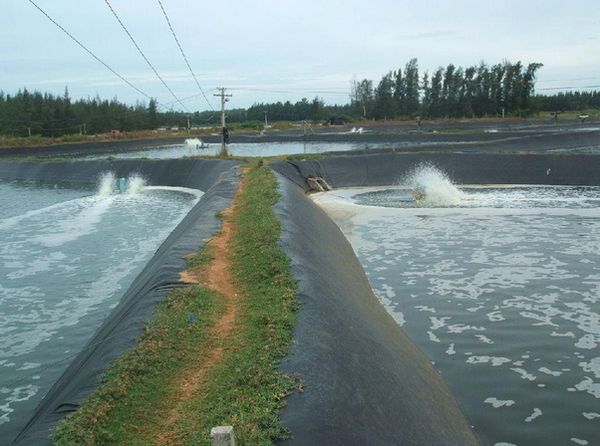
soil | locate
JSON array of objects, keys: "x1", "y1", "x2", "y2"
[{"x1": 154, "y1": 185, "x2": 241, "y2": 446}]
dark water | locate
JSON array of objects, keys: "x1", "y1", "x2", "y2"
[
  {"x1": 0, "y1": 177, "x2": 201, "y2": 442},
  {"x1": 315, "y1": 185, "x2": 600, "y2": 446}
]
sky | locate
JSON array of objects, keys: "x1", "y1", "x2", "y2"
[{"x1": 1, "y1": 0, "x2": 599, "y2": 112}]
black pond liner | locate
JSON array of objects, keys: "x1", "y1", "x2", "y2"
[
  {"x1": 270, "y1": 152, "x2": 600, "y2": 445},
  {"x1": 0, "y1": 158, "x2": 241, "y2": 446}
]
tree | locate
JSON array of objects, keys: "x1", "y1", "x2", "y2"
[
  {"x1": 521, "y1": 63, "x2": 543, "y2": 112},
  {"x1": 429, "y1": 68, "x2": 444, "y2": 118},
  {"x1": 355, "y1": 79, "x2": 374, "y2": 118},
  {"x1": 393, "y1": 69, "x2": 405, "y2": 115},
  {"x1": 420, "y1": 71, "x2": 431, "y2": 117},
  {"x1": 458, "y1": 66, "x2": 476, "y2": 117},
  {"x1": 443, "y1": 64, "x2": 458, "y2": 117},
  {"x1": 374, "y1": 72, "x2": 395, "y2": 119},
  {"x1": 148, "y1": 98, "x2": 158, "y2": 129},
  {"x1": 404, "y1": 58, "x2": 420, "y2": 115}
]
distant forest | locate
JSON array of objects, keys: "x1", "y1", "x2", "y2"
[{"x1": 1, "y1": 59, "x2": 599, "y2": 138}]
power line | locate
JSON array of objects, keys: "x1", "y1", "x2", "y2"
[
  {"x1": 537, "y1": 85, "x2": 600, "y2": 91},
  {"x1": 26, "y1": 0, "x2": 160, "y2": 106},
  {"x1": 156, "y1": 0, "x2": 214, "y2": 111},
  {"x1": 229, "y1": 87, "x2": 350, "y2": 96},
  {"x1": 537, "y1": 76, "x2": 600, "y2": 84},
  {"x1": 103, "y1": 0, "x2": 190, "y2": 113}
]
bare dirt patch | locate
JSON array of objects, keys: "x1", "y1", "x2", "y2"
[{"x1": 155, "y1": 193, "x2": 240, "y2": 445}]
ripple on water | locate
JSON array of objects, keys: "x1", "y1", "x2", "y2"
[
  {"x1": 314, "y1": 184, "x2": 600, "y2": 445},
  {"x1": 0, "y1": 181, "x2": 201, "y2": 440}
]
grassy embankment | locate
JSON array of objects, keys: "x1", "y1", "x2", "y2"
[
  {"x1": 53, "y1": 161, "x2": 298, "y2": 445},
  {"x1": 0, "y1": 130, "x2": 199, "y2": 149}
]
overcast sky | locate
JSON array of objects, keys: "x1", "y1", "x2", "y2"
[{"x1": 2, "y1": 0, "x2": 599, "y2": 111}]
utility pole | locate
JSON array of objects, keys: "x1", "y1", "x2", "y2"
[
  {"x1": 214, "y1": 87, "x2": 232, "y2": 157},
  {"x1": 264, "y1": 111, "x2": 268, "y2": 129}
]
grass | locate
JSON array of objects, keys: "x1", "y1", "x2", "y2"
[
  {"x1": 53, "y1": 283, "x2": 225, "y2": 446},
  {"x1": 0, "y1": 129, "x2": 218, "y2": 150},
  {"x1": 186, "y1": 244, "x2": 215, "y2": 269},
  {"x1": 53, "y1": 161, "x2": 298, "y2": 445}
]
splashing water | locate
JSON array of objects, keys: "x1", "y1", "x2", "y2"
[
  {"x1": 97, "y1": 172, "x2": 116, "y2": 197},
  {"x1": 96, "y1": 172, "x2": 147, "y2": 196},
  {"x1": 185, "y1": 138, "x2": 202, "y2": 147},
  {"x1": 126, "y1": 175, "x2": 146, "y2": 195},
  {"x1": 403, "y1": 164, "x2": 466, "y2": 206}
]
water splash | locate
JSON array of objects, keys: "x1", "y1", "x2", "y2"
[
  {"x1": 185, "y1": 137, "x2": 201, "y2": 146},
  {"x1": 97, "y1": 172, "x2": 116, "y2": 197},
  {"x1": 126, "y1": 175, "x2": 146, "y2": 195},
  {"x1": 403, "y1": 164, "x2": 466, "y2": 206}
]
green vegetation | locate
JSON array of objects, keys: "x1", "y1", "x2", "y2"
[
  {"x1": 4, "y1": 61, "x2": 597, "y2": 142},
  {"x1": 53, "y1": 283, "x2": 225, "y2": 445},
  {"x1": 176, "y1": 163, "x2": 299, "y2": 445},
  {"x1": 53, "y1": 163, "x2": 298, "y2": 445},
  {"x1": 186, "y1": 244, "x2": 215, "y2": 269},
  {"x1": 351, "y1": 59, "x2": 545, "y2": 119}
]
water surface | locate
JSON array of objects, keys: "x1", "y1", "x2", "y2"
[
  {"x1": 0, "y1": 176, "x2": 201, "y2": 441},
  {"x1": 314, "y1": 176, "x2": 600, "y2": 446}
]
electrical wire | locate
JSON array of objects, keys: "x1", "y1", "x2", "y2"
[
  {"x1": 537, "y1": 85, "x2": 600, "y2": 91},
  {"x1": 229, "y1": 87, "x2": 350, "y2": 96},
  {"x1": 26, "y1": 0, "x2": 159, "y2": 106},
  {"x1": 156, "y1": 0, "x2": 214, "y2": 111},
  {"x1": 103, "y1": 0, "x2": 190, "y2": 113}
]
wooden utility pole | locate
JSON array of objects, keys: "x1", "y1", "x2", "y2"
[{"x1": 214, "y1": 87, "x2": 232, "y2": 157}]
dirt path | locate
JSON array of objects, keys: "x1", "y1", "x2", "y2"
[{"x1": 154, "y1": 187, "x2": 240, "y2": 446}]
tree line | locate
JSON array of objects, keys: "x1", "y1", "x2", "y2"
[
  {"x1": 535, "y1": 90, "x2": 600, "y2": 112},
  {"x1": 350, "y1": 58, "x2": 547, "y2": 119},
  {"x1": 0, "y1": 88, "x2": 185, "y2": 137},
  {"x1": 2, "y1": 61, "x2": 599, "y2": 138}
]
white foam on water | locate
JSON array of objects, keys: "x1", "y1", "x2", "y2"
[
  {"x1": 0, "y1": 181, "x2": 205, "y2": 430},
  {"x1": 476, "y1": 334, "x2": 495, "y2": 344},
  {"x1": 97, "y1": 171, "x2": 116, "y2": 197},
  {"x1": 126, "y1": 174, "x2": 146, "y2": 195},
  {"x1": 31, "y1": 196, "x2": 114, "y2": 248},
  {"x1": 144, "y1": 185, "x2": 204, "y2": 200},
  {"x1": 312, "y1": 183, "x2": 600, "y2": 445},
  {"x1": 511, "y1": 367, "x2": 537, "y2": 381},
  {"x1": 0, "y1": 197, "x2": 86, "y2": 231},
  {"x1": 484, "y1": 397, "x2": 515, "y2": 408},
  {"x1": 574, "y1": 377, "x2": 600, "y2": 398},
  {"x1": 403, "y1": 164, "x2": 467, "y2": 206},
  {"x1": 525, "y1": 408, "x2": 543, "y2": 422},
  {"x1": 185, "y1": 137, "x2": 202, "y2": 147},
  {"x1": 579, "y1": 357, "x2": 600, "y2": 378},
  {"x1": 0, "y1": 384, "x2": 39, "y2": 425},
  {"x1": 582, "y1": 412, "x2": 600, "y2": 420},
  {"x1": 539, "y1": 367, "x2": 563, "y2": 377},
  {"x1": 467, "y1": 356, "x2": 512, "y2": 367}
]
